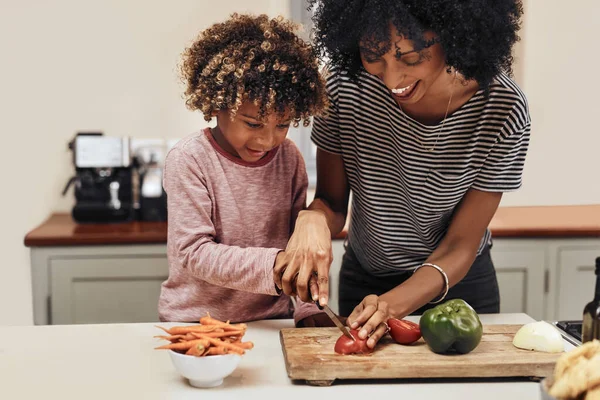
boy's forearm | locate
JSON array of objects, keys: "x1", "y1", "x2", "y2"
[{"x1": 174, "y1": 238, "x2": 281, "y2": 296}]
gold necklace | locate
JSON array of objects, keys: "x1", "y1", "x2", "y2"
[{"x1": 399, "y1": 70, "x2": 457, "y2": 153}]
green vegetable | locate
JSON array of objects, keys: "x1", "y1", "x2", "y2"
[{"x1": 419, "y1": 299, "x2": 483, "y2": 354}]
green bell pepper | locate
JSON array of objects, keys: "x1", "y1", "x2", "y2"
[{"x1": 419, "y1": 299, "x2": 483, "y2": 354}]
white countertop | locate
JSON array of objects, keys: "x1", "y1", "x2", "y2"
[{"x1": 0, "y1": 313, "x2": 567, "y2": 400}]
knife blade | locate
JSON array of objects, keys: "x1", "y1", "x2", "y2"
[{"x1": 316, "y1": 301, "x2": 356, "y2": 341}]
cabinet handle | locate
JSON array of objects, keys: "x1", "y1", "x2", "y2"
[
  {"x1": 46, "y1": 296, "x2": 52, "y2": 325},
  {"x1": 544, "y1": 270, "x2": 550, "y2": 294}
]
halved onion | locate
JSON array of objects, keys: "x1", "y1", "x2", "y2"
[{"x1": 512, "y1": 321, "x2": 564, "y2": 353}]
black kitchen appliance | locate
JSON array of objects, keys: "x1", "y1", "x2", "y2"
[{"x1": 63, "y1": 132, "x2": 134, "y2": 223}]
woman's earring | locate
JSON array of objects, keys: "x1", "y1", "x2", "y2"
[{"x1": 446, "y1": 66, "x2": 452, "y2": 74}]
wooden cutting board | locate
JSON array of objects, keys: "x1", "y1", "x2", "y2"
[{"x1": 280, "y1": 324, "x2": 562, "y2": 386}]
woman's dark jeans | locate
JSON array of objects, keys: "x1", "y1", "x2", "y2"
[{"x1": 338, "y1": 243, "x2": 500, "y2": 317}]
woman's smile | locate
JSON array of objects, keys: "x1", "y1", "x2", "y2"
[{"x1": 391, "y1": 80, "x2": 420, "y2": 100}]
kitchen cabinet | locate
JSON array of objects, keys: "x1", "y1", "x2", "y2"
[
  {"x1": 29, "y1": 238, "x2": 600, "y2": 324},
  {"x1": 551, "y1": 241, "x2": 600, "y2": 321},
  {"x1": 31, "y1": 244, "x2": 167, "y2": 325},
  {"x1": 326, "y1": 239, "x2": 345, "y2": 315},
  {"x1": 489, "y1": 239, "x2": 546, "y2": 319}
]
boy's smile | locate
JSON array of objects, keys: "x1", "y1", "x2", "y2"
[{"x1": 212, "y1": 102, "x2": 292, "y2": 163}]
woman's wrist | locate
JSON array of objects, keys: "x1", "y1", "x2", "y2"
[
  {"x1": 413, "y1": 263, "x2": 449, "y2": 304},
  {"x1": 298, "y1": 209, "x2": 332, "y2": 235},
  {"x1": 298, "y1": 209, "x2": 328, "y2": 223},
  {"x1": 381, "y1": 267, "x2": 447, "y2": 318},
  {"x1": 307, "y1": 198, "x2": 346, "y2": 236}
]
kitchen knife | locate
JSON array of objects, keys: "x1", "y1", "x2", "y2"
[{"x1": 316, "y1": 301, "x2": 356, "y2": 341}]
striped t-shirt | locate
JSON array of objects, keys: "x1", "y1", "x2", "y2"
[{"x1": 311, "y1": 69, "x2": 531, "y2": 276}]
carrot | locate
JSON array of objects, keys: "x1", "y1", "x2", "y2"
[
  {"x1": 236, "y1": 341, "x2": 254, "y2": 350},
  {"x1": 207, "y1": 347, "x2": 228, "y2": 355},
  {"x1": 155, "y1": 338, "x2": 210, "y2": 351},
  {"x1": 185, "y1": 343, "x2": 207, "y2": 356},
  {"x1": 190, "y1": 330, "x2": 245, "y2": 339},
  {"x1": 154, "y1": 315, "x2": 253, "y2": 356},
  {"x1": 155, "y1": 325, "x2": 172, "y2": 335},
  {"x1": 154, "y1": 334, "x2": 187, "y2": 342},
  {"x1": 193, "y1": 335, "x2": 246, "y2": 355},
  {"x1": 199, "y1": 316, "x2": 247, "y2": 331},
  {"x1": 164, "y1": 325, "x2": 220, "y2": 335}
]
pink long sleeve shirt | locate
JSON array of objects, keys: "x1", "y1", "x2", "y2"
[{"x1": 158, "y1": 128, "x2": 317, "y2": 324}]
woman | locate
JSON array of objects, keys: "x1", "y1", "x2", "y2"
[{"x1": 274, "y1": 0, "x2": 530, "y2": 348}]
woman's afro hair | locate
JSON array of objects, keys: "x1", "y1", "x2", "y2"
[{"x1": 309, "y1": 0, "x2": 524, "y2": 90}]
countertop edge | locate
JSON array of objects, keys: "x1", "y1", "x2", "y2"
[{"x1": 24, "y1": 205, "x2": 600, "y2": 247}]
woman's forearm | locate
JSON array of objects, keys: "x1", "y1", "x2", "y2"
[
  {"x1": 306, "y1": 197, "x2": 347, "y2": 238},
  {"x1": 381, "y1": 189, "x2": 502, "y2": 317},
  {"x1": 380, "y1": 242, "x2": 477, "y2": 318}
]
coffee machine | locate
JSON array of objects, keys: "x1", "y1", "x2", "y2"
[{"x1": 63, "y1": 133, "x2": 134, "y2": 223}]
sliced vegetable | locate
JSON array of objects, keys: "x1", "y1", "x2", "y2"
[
  {"x1": 334, "y1": 329, "x2": 373, "y2": 355},
  {"x1": 387, "y1": 318, "x2": 421, "y2": 345},
  {"x1": 512, "y1": 321, "x2": 564, "y2": 353},
  {"x1": 419, "y1": 299, "x2": 483, "y2": 354}
]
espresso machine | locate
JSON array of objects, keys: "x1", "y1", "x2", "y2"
[{"x1": 63, "y1": 133, "x2": 134, "y2": 223}]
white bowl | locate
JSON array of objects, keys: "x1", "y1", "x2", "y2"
[{"x1": 168, "y1": 350, "x2": 242, "y2": 388}]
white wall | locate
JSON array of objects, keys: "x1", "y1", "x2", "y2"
[
  {"x1": 501, "y1": 0, "x2": 600, "y2": 206},
  {"x1": 0, "y1": 0, "x2": 290, "y2": 326},
  {"x1": 0, "y1": 0, "x2": 598, "y2": 326}
]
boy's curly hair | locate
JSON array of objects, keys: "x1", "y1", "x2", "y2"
[
  {"x1": 309, "y1": 0, "x2": 524, "y2": 90},
  {"x1": 180, "y1": 13, "x2": 327, "y2": 126}
]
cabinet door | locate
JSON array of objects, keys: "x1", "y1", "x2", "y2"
[
  {"x1": 50, "y1": 255, "x2": 168, "y2": 324},
  {"x1": 555, "y1": 246, "x2": 600, "y2": 321},
  {"x1": 490, "y1": 240, "x2": 546, "y2": 320},
  {"x1": 328, "y1": 239, "x2": 346, "y2": 314}
]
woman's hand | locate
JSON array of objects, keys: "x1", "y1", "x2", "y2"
[
  {"x1": 273, "y1": 210, "x2": 333, "y2": 304},
  {"x1": 347, "y1": 295, "x2": 391, "y2": 349}
]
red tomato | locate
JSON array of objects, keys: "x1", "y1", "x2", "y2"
[
  {"x1": 334, "y1": 329, "x2": 373, "y2": 355},
  {"x1": 387, "y1": 318, "x2": 422, "y2": 345}
]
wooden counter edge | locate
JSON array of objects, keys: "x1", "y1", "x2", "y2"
[{"x1": 24, "y1": 205, "x2": 600, "y2": 247}]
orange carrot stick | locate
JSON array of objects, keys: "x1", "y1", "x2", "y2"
[
  {"x1": 155, "y1": 325, "x2": 172, "y2": 335},
  {"x1": 185, "y1": 343, "x2": 207, "y2": 356},
  {"x1": 199, "y1": 316, "x2": 247, "y2": 331},
  {"x1": 165, "y1": 325, "x2": 221, "y2": 335},
  {"x1": 237, "y1": 341, "x2": 254, "y2": 350},
  {"x1": 155, "y1": 339, "x2": 210, "y2": 351},
  {"x1": 206, "y1": 347, "x2": 228, "y2": 355},
  {"x1": 193, "y1": 335, "x2": 246, "y2": 355},
  {"x1": 153, "y1": 334, "x2": 186, "y2": 342},
  {"x1": 190, "y1": 330, "x2": 245, "y2": 339}
]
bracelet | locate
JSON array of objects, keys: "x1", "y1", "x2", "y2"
[{"x1": 413, "y1": 263, "x2": 449, "y2": 304}]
